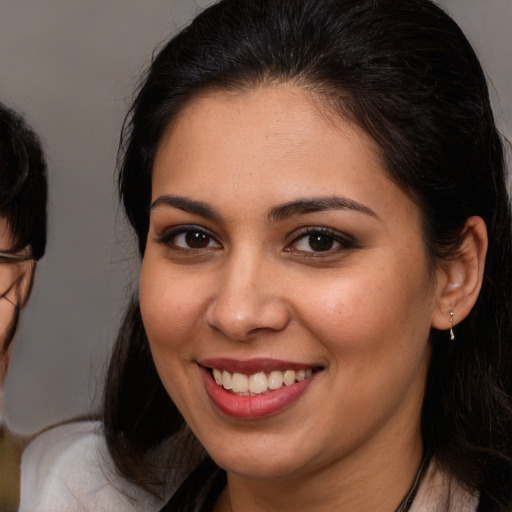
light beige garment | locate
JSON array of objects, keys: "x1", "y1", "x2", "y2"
[
  {"x1": 19, "y1": 421, "x2": 166, "y2": 512},
  {"x1": 410, "y1": 459, "x2": 479, "y2": 512}
]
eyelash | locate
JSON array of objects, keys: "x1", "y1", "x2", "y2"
[
  {"x1": 157, "y1": 225, "x2": 358, "y2": 258},
  {"x1": 156, "y1": 225, "x2": 220, "y2": 252},
  {"x1": 286, "y1": 227, "x2": 358, "y2": 256}
]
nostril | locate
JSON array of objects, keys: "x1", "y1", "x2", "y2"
[{"x1": 205, "y1": 295, "x2": 290, "y2": 342}]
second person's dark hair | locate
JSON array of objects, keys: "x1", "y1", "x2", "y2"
[{"x1": 0, "y1": 104, "x2": 47, "y2": 260}]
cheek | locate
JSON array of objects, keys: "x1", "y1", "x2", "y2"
[
  {"x1": 0, "y1": 303, "x2": 15, "y2": 385},
  {"x1": 293, "y1": 263, "x2": 434, "y2": 361},
  {"x1": 295, "y1": 269, "x2": 433, "y2": 422},
  {"x1": 139, "y1": 260, "x2": 209, "y2": 359},
  {"x1": 138, "y1": 261, "x2": 204, "y2": 410},
  {"x1": 0, "y1": 301, "x2": 14, "y2": 333}
]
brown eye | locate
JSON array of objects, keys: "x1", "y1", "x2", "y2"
[
  {"x1": 307, "y1": 233, "x2": 334, "y2": 252},
  {"x1": 288, "y1": 228, "x2": 357, "y2": 255},
  {"x1": 162, "y1": 228, "x2": 221, "y2": 250},
  {"x1": 185, "y1": 230, "x2": 210, "y2": 248},
  {"x1": 293, "y1": 232, "x2": 339, "y2": 253}
]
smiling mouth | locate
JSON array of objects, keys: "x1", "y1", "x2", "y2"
[{"x1": 209, "y1": 367, "x2": 322, "y2": 396}]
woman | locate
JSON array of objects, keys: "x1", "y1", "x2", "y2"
[
  {"x1": 104, "y1": 0, "x2": 512, "y2": 509},
  {"x1": 22, "y1": 0, "x2": 511, "y2": 510},
  {"x1": 0, "y1": 103, "x2": 47, "y2": 509},
  {"x1": 0, "y1": 103, "x2": 47, "y2": 388}
]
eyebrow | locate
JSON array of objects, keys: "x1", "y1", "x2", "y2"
[
  {"x1": 268, "y1": 196, "x2": 378, "y2": 222},
  {"x1": 151, "y1": 195, "x2": 221, "y2": 221},
  {"x1": 150, "y1": 194, "x2": 378, "y2": 223}
]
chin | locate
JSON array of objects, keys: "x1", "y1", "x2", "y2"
[
  {"x1": 216, "y1": 454, "x2": 303, "y2": 480},
  {"x1": 202, "y1": 432, "x2": 318, "y2": 481}
]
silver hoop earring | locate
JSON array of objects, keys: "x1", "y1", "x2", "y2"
[{"x1": 449, "y1": 311, "x2": 455, "y2": 341}]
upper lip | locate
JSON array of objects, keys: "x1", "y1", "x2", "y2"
[{"x1": 198, "y1": 358, "x2": 322, "y2": 374}]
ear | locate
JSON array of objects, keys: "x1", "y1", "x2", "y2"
[{"x1": 431, "y1": 216, "x2": 488, "y2": 332}]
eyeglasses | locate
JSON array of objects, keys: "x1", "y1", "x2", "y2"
[
  {"x1": 0, "y1": 252, "x2": 33, "y2": 307},
  {"x1": 0, "y1": 252, "x2": 33, "y2": 264}
]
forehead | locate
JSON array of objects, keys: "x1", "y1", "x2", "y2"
[
  {"x1": 165, "y1": 83, "x2": 376, "y2": 146},
  {"x1": 153, "y1": 85, "x2": 387, "y2": 195}
]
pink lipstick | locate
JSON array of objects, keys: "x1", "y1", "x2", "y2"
[{"x1": 198, "y1": 358, "x2": 321, "y2": 419}]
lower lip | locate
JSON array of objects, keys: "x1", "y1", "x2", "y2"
[{"x1": 200, "y1": 366, "x2": 317, "y2": 419}]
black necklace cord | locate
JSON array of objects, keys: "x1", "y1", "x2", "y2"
[
  {"x1": 158, "y1": 457, "x2": 223, "y2": 512},
  {"x1": 160, "y1": 454, "x2": 431, "y2": 512},
  {"x1": 395, "y1": 454, "x2": 431, "y2": 512}
]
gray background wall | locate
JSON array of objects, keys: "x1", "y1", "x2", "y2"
[{"x1": 0, "y1": 0, "x2": 510, "y2": 436}]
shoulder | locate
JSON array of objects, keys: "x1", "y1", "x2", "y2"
[{"x1": 19, "y1": 421, "x2": 165, "y2": 512}]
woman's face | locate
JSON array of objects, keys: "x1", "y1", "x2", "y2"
[
  {"x1": 140, "y1": 85, "x2": 442, "y2": 482},
  {"x1": 0, "y1": 219, "x2": 30, "y2": 383}
]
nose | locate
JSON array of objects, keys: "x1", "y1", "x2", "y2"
[{"x1": 205, "y1": 254, "x2": 290, "y2": 341}]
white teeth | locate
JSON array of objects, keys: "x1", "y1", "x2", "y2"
[
  {"x1": 222, "y1": 371, "x2": 233, "y2": 390},
  {"x1": 213, "y1": 368, "x2": 223, "y2": 385},
  {"x1": 249, "y1": 372, "x2": 268, "y2": 394},
  {"x1": 283, "y1": 370, "x2": 296, "y2": 386},
  {"x1": 231, "y1": 373, "x2": 249, "y2": 393},
  {"x1": 212, "y1": 368, "x2": 315, "y2": 395},
  {"x1": 268, "y1": 371, "x2": 283, "y2": 390}
]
